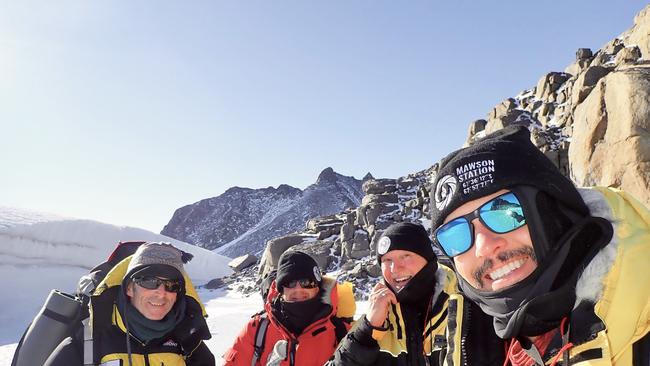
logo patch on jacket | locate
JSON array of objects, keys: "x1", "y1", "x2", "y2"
[{"x1": 163, "y1": 339, "x2": 178, "y2": 347}]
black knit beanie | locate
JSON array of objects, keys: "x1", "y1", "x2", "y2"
[
  {"x1": 275, "y1": 251, "x2": 322, "y2": 291},
  {"x1": 430, "y1": 125, "x2": 588, "y2": 232},
  {"x1": 376, "y1": 222, "x2": 437, "y2": 263}
]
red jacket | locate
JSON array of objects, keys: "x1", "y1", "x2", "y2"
[{"x1": 223, "y1": 277, "x2": 356, "y2": 366}]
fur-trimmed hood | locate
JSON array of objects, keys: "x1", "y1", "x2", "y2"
[{"x1": 573, "y1": 188, "x2": 619, "y2": 308}]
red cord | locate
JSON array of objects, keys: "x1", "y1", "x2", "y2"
[
  {"x1": 549, "y1": 317, "x2": 574, "y2": 366},
  {"x1": 549, "y1": 342, "x2": 574, "y2": 366},
  {"x1": 560, "y1": 317, "x2": 569, "y2": 338}
]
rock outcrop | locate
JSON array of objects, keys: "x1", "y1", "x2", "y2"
[{"x1": 464, "y1": 5, "x2": 650, "y2": 207}]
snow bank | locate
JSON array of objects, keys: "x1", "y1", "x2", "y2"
[{"x1": 0, "y1": 206, "x2": 233, "y2": 344}]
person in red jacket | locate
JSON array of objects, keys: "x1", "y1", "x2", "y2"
[{"x1": 223, "y1": 250, "x2": 356, "y2": 366}]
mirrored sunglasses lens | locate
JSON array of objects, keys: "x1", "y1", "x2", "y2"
[
  {"x1": 436, "y1": 218, "x2": 472, "y2": 257},
  {"x1": 135, "y1": 277, "x2": 161, "y2": 290},
  {"x1": 135, "y1": 277, "x2": 181, "y2": 292},
  {"x1": 286, "y1": 279, "x2": 318, "y2": 289},
  {"x1": 163, "y1": 280, "x2": 181, "y2": 293},
  {"x1": 480, "y1": 192, "x2": 526, "y2": 233},
  {"x1": 298, "y1": 279, "x2": 318, "y2": 289}
]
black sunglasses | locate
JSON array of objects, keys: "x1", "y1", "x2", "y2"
[
  {"x1": 133, "y1": 276, "x2": 182, "y2": 293},
  {"x1": 284, "y1": 278, "x2": 319, "y2": 289}
]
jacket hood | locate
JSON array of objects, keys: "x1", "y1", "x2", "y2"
[{"x1": 93, "y1": 254, "x2": 207, "y2": 317}]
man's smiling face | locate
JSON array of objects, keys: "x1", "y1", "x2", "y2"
[
  {"x1": 126, "y1": 280, "x2": 178, "y2": 320},
  {"x1": 380, "y1": 249, "x2": 428, "y2": 292},
  {"x1": 447, "y1": 189, "x2": 538, "y2": 291}
]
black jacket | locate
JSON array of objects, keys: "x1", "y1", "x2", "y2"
[{"x1": 328, "y1": 264, "x2": 454, "y2": 366}]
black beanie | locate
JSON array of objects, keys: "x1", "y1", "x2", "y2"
[
  {"x1": 376, "y1": 222, "x2": 437, "y2": 263},
  {"x1": 430, "y1": 125, "x2": 588, "y2": 232},
  {"x1": 275, "y1": 251, "x2": 322, "y2": 290}
]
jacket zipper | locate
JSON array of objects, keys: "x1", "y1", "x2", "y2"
[
  {"x1": 289, "y1": 339, "x2": 298, "y2": 366},
  {"x1": 460, "y1": 301, "x2": 471, "y2": 366}
]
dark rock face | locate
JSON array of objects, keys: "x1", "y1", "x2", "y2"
[{"x1": 161, "y1": 168, "x2": 364, "y2": 258}]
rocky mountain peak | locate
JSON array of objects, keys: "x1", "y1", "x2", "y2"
[
  {"x1": 316, "y1": 167, "x2": 338, "y2": 184},
  {"x1": 162, "y1": 168, "x2": 368, "y2": 258}
]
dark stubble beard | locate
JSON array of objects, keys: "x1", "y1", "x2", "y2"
[{"x1": 472, "y1": 246, "x2": 537, "y2": 289}]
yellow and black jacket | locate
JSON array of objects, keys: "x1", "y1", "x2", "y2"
[
  {"x1": 44, "y1": 255, "x2": 214, "y2": 366},
  {"x1": 444, "y1": 187, "x2": 650, "y2": 366},
  {"x1": 329, "y1": 264, "x2": 462, "y2": 366}
]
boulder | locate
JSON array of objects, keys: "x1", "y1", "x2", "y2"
[
  {"x1": 364, "y1": 203, "x2": 397, "y2": 226},
  {"x1": 600, "y1": 38, "x2": 625, "y2": 56},
  {"x1": 488, "y1": 98, "x2": 517, "y2": 120},
  {"x1": 228, "y1": 254, "x2": 257, "y2": 272},
  {"x1": 341, "y1": 240, "x2": 354, "y2": 260},
  {"x1": 204, "y1": 277, "x2": 227, "y2": 290},
  {"x1": 306, "y1": 215, "x2": 344, "y2": 233},
  {"x1": 349, "y1": 263, "x2": 367, "y2": 278},
  {"x1": 366, "y1": 263, "x2": 382, "y2": 278},
  {"x1": 569, "y1": 67, "x2": 650, "y2": 207},
  {"x1": 355, "y1": 205, "x2": 368, "y2": 227},
  {"x1": 291, "y1": 240, "x2": 335, "y2": 270},
  {"x1": 361, "y1": 193, "x2": 398, "y2": 206},
  {"x1": 535, "y1": 72, "x2": 570, "y2": 101},
  {"x1": 486, "y1": 109, "x2": 535, "y2": 134},
  {"x1": 340, "y1": 222, "x2": 356, "y2": 242},
  {"x1": 623, "y1": 5, "x2": 650, "y2": 62},
  {"x1": 350, "y1": 230, "x2": 371, "y2": 259},
  {"x1": 570, "y1": 66, "x2": 610, "y2": 105},
  {"x1": 258, "y1": 234, "x2": 309, "y2": 277},
  {"x1": 397, "y1": 178, "x2": 420, "y2": 190},
  {"x1": 466, "y1": 119, "x2": 487, "y2": 141},
  {"x1": 362, "y1": 179, "x2": 398, "y2": 194},
  {"x1": 576, "y1": 48, "x2": 593, "y2": 60},
  {"x1": 590, "y1": 52, "x2": 616, "y2": 68},
  {"x1": 614, "y1": 46, "x2": 642, "y2": 65}
]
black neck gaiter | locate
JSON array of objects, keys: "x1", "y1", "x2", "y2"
[
  {"x1": 392, "y1": 261, "x2": 438, "y2": 309},
  {"x1": 275, "y1": 294, "x2": 330, "y2": 336},
  {"x1": 458, "y1": 217, "x2": 612, "y2": 339}
]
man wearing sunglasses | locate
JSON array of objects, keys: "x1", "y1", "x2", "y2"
[
  {"x1": 223, "y1": 250, "x2": 356, "y2": 366},
  {"x1": 45, "y1": 242, "x2": 214, "y2": 366},
  {"x1": 430, "y1": 125, "x2": 650, "y2": 365},
  {"x1": 328, "y1": 222, "x2": 461, "y2": 366}
]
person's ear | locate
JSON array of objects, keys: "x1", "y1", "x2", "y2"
[{"x1": 126, "y1": 282, "x2": 135, "y2": 298}]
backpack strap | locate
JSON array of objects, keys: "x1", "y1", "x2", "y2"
[
  {"x1": 330, "y1": 316, "x2": 350, "y2": 343},
  {"x1": 252, "y1": 314, "x2": 270, "y2": 366},
  {"x1": 82, "y1": 317, "x2": 94, "y2": 366}
]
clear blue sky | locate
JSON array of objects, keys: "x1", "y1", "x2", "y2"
[{"x1": 1, "y1": 1, "x2": 647, "y2": 233}]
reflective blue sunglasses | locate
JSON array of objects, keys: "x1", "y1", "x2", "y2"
[{"x1": 433, "y1": 192, "x2": 526, "y2": 257}]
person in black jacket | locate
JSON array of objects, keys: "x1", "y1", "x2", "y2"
[
  {"x1": 329, "y1": 222, "x2": 460, "y2": 366},
  {"x1": 44, "y1": 242, "x2": 214, "y2": 366}
]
